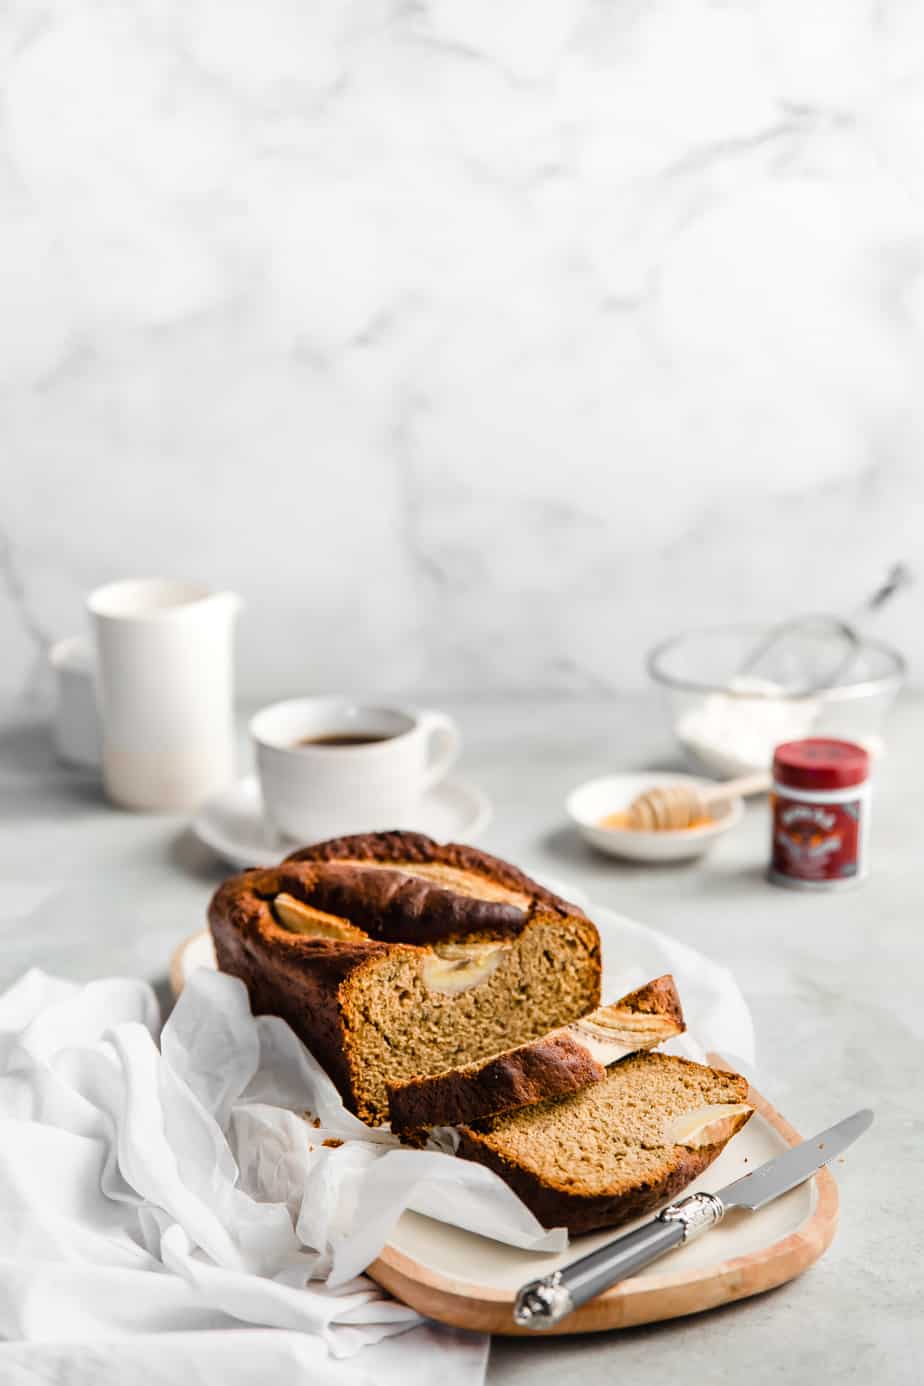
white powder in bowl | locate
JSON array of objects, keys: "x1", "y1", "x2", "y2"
[{"x1": 675, "y1": 677, "x2": 819, "y2": 778}]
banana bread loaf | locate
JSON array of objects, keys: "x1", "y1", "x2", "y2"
[
  {"x1": 388, "y1": 974, "x2": 684, "y2": 1135},
  {"x1": 208, "y1": 831, "x2": 601, "y2": 1125}
]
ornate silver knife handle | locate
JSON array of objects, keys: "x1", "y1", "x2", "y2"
[
  {"x1": 659, "y1": 1190, "x2": 725, "y2": 1238},
  {"x1": 513, "y1": 1193, "x2": 726, "y2": 1330}
]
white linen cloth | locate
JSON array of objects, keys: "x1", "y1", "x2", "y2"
[{"x1": 0, "y1": 892, "x2": 755, "y2": 1385}]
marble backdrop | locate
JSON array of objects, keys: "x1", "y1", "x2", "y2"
[{"x1": 2, "y1": 0, "x2": 921, "y2": 704}]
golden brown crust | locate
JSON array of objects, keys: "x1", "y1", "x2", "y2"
[
  {"x1": 616, "y1": 974, "x2": 686, "y2": 1030},
  {"x1": 208, "y1": 867, "x2": 401, "y2": 1111},
  {"x1": 454, "y1": 1125, "x2": 747, "y2": 1234},
  {"x1": 278, "y1": 862, "x2": 528, "y2": 943},
  {"x1": 389, "y1": 1034, "x2": 606, "y2": 1135},
  {"x1": 387, "y1": 975, "x2": 684, "y2": 1135},
  {"x1": 455, "y1": 1058, "x2": 751, "y2": 1234},
  {"x1": 285, "y1": 832, "x2": 585, "y2": 918}
]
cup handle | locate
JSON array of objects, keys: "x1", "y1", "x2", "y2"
[{"x1": 418, "y1": 711, "x2": 461, "y2": 791}]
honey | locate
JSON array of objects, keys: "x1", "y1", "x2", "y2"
[{"x1": 598, "y1": 810, "x2": 713, "y2": 833}]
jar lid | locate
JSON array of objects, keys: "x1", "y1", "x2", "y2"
[{"x1": 773, "y1": 738, "x2": 870, "y2": 791}]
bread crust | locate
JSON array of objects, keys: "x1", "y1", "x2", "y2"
[
  {"x1": 391, "y1": 1034, "x2": 606, "y2": 1134},
  {"x1": 280, "y1": 862, "x2": 527, "y2": 943},
  {"x1": 456, "y1": 1057, "x2": 751, "y2": 1234},
  {"x1": 209, "y1": 866, "x2": 402, "y2": 1110},
  {"x1": 616, "y1": 974, "x2": 686, "y2": 1029},
  {"x1": 208, "y1": 832, "x2": 601, "y2": 1123},
  {"x1": 285, "y1": 832, "x2": 580, "y2": 913},
  {"x1": 388, "y1": 974, "x2": 685, "y2": 1134}
]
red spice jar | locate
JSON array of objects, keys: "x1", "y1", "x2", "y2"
[{"x1": 769, "y1": 738, "x2": 871, "y2": 890}]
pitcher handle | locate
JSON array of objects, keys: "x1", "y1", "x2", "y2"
[{"x1": 418, "y1": 711, "x2": 461, "y2": 791}]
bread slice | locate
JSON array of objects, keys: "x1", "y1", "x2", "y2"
[
  {"x1": 387, "y1": 975, "x2": 684, "y2": 1135},
  {"x1": 456, "y1": 1051, "x2": 752, "y2": 1234},
  {"x1": 209, "y1": 831, "x2": 601, "y2": 1125}
]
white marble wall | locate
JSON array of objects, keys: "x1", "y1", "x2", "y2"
[{"x1": 2, "y1": 0, "x2": 921, "y2": 703}]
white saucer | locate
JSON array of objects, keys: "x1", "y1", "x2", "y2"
[{"x1": 192, "y1": 774, "x2": 493, "y2": 871}]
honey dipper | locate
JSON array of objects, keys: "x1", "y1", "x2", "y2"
[{"x1": 624, "y1": 770, "x2": 771, "y2": 831}]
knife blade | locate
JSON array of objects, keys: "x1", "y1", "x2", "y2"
[
  {"x1": 513, "y1": 1107, "x2": 873, "y2": 1330},
  {"x1": 716, "y1": 1107, "x2": 873, "y2": 1211}
]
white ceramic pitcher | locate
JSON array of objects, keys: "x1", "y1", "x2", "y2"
[{"x1": 89, "y1": 578, "x2": 241, "y2": 811}]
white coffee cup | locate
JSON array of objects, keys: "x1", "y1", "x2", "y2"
[
  {"x1": 89, "y1": 577, "x2": 241, "y2": 811},
  {"x1": 251, "y1": 697, "x2": 461, "y2": 842}
]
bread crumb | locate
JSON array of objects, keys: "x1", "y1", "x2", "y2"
[{"x1": 323, "y1": 1138, "x2": 343, "y2": 1149}]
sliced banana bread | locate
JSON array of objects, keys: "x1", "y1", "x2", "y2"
[
  {"x1": 388, "y1": 975, "x2": 684, "y2": 1135},
  {"x1": 456, "y1": 1051, "x2": 752, "y2": 1234},
  {"x1": 208, "y1": 831, "x2": 601, "y2": 1126}
]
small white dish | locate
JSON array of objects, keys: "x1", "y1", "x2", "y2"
[
  {"x1": 192, "y1": 774, "x2": 493, "y2": 871},
  {"x1": 566, "y1": 772, "x2": 743, "y2": 863}
]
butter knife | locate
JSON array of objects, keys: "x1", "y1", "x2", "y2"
[{"x1": 514, "y1": 1107, "x2": 873, "y2": 1330}]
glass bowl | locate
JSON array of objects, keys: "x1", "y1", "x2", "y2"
[{"x1": 647, "y1": 623, "x2": 906, "y2": 778}]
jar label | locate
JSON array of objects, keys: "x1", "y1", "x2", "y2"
[{"x1": 771, "y1": 796, "x2": 862, "y2": 882}]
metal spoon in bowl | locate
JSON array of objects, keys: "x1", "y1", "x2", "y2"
[{"x1": 737, "y1": 562, "x2": 912, "y2": 695}]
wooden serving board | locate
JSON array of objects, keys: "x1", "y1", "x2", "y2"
[
  {"x1": 367, "y1": 1073, "x2": 839, "y2": 1334},
  {"x1": 171, "y1": 932, "x2": 839, "y2": 1335}
]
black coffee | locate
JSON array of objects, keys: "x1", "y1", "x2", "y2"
[{"x1": 294, "y1": 733, "x2": 393, "y2": 748}]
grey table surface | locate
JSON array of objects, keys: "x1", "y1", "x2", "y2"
[{"x1": 1, "y1": 695, "x2": 921, "y2": 1384}]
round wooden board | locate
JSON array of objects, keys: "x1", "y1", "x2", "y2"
[
  {"x1": 170, "y1": 933, "x2": 839, "y2": 1336},
  {"x1": 367, "y1": 1066, "x2": 839, "y2": 1335}
]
